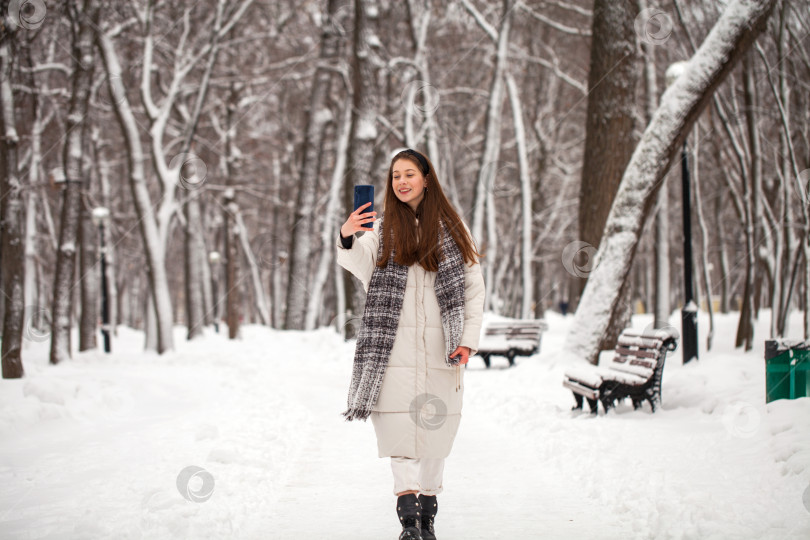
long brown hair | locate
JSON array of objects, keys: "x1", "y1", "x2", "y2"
[{"x1": 378, "y1": 149, "x2": 483, "y2": 271}]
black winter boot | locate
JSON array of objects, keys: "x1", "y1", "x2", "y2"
[
  {"x1": 418, "y1": 494, "x2": 437, "y2": 540},
  {"x1": 396, "y1": 494, "x2": 423, "y2": 540}
]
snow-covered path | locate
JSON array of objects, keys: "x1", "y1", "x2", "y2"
[{"x1": 1, "y1": 312, "x2": 809, "y2": 539}]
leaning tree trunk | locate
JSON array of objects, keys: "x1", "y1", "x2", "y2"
[
  {"x1": 0, "y1": 25, "x2": 24, "y2": 379},
  {"x1": 51, "y1": 0, "x2": 97, "y2": 365},
  {"x1": 575, "y1": 0, "x2": 639, "y2": 356},
  {"x1": 565, "y1": 0, "x2": 778, "y2": 364},
  {"x1": 285, "y1": 0, "x2": 341, "y2": 330}
]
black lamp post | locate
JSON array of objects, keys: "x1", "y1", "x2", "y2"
[
  {"x1": 92, "y1": 207, "x2": 111, "y2": 353},
  {"x1": 666, "y1": 62, "x2": 698, "y2": 364}
]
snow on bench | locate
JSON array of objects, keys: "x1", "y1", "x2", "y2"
[
  {"x1": 562, "y1": 327, "x2": 680, "y2": 414},
  {"x1": 475, "y1": 319, "x2": 548, "y2": 368}
]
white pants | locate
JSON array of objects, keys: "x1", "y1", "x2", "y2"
[{"x1": 391, "y1": 456, "x2": 445, "y2": 496}]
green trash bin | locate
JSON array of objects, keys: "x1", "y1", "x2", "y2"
[{"x1": 764, "y1": 340, "x2": 810, "y2": 403}]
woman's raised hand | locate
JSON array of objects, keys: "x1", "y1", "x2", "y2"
[{"x1": 341, "y1": 202, "x2": 377, "y2": 237}]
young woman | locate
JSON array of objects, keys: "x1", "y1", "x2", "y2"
[{"x1": 337, "y1": 149, "x2": 485, "y2": 539}]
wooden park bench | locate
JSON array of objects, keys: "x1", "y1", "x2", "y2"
[
  {"x1": 562, "y1": 327, "x2": 680, "y2": 414},
  {"x1": 475, "y1": 319, "x2": 549, "y2": 368}
]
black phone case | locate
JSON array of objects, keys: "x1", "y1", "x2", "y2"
[{"x1": 353, "y1": 185, "x2": 374, "y2": 229}]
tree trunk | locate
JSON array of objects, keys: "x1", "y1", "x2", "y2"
[
  {"x1": 51, "y1": 0, "x2": 97, "y2": 364},
  {"x1": 23, "y1": 61, "x2": 47, "y2": 347},
  {"x1": 184, "y1": 192, "x2": 207, "y2": 339},
  {"x1": 404, "y1": 1, "x2": 442, "y2": 182},
  {"x1": 770, "y1": 1, "x2": 793, "y2": 337},
  {"x1": 505, "y1": 73, "x2": 534, "y2": 319},
  {"x1": 94, "y1": 133, "x2": 118, "y2": 336},
  {"x1": 285, "y1": 0, "x2": 340, "y2": 330},
  {"x1": 735, "y1": 53, "x2": 760, "y2": 350},
  {"x1": 575, "y1": 0, "x2": 639, "y2": 355},
  {"x1": 692, "y1": 124, "x2": 714, "y2": 350},
  {"x1": 224, "y1": 189, "x2": 241, "y2": 339},
  {"x1": 78, "y1": 197, "x2": 98, "y2": 351},
  {"x1": 716, "y1": 197, "x2": 731, "y2": 314},
  {"x1": 234, "y1": 208, "x2": 270, "y2": 326},
  {"x1": 97, "y1": 31, "x2": 174, "y2": 353},
  {"x1": 306, "y1": 105, "x2": 352, "y2": 330},
  {"x1": 179, "y1": 3, "x2": 226, "y2": 340},
  {"x1": 343, "y1": 0, "x2": 383, "y2": 334},
  {"x1": 270, "y1": 158, "x2": 283, "y2": 328},
  {"x1": 464, "y1": 0, "x2": 512, "y2": 313},
  {"x1": 565, "y1": 0, "x2": 778, "y2": 364},
  {"x1": 0, "y1": 27, "x2": 24, "y2": 378},
  {"x1": 639, "y1": 0, "x2": 671, "y2": 330}
]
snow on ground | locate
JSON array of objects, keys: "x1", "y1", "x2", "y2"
[{"x1": 0, "y1": 310, "x2": 808, "y2": 539}]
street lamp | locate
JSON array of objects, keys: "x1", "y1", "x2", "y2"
[
  {"x1": 666, "y1": 61, "x2": 698, "y2": 364},
  {"x1": 92, "y1": 206, "x2": 112, "y2": 353},
  {"x1": 209, "y1": 251, "x2": 221, "y2": 333}
]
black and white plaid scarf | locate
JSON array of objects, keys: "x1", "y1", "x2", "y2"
[{"x1": 342, "y1": 217, "x2": 466, "y2": 421}]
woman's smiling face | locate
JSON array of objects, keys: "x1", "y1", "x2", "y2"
[{"x1": 392, "y1": 158, "x2": 427, "y2": 212}]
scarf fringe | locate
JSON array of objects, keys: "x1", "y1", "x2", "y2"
[{"x1": 342, "y1": 406, "x2": 372, "y2": 422}]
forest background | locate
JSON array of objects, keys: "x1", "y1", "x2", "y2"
[{"x1": 1, "y1": 0, "x2": 808, "y2": 377}]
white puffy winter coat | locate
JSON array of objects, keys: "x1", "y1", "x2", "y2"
[{"x1": 336, "y1": 218, "x2": 486, "y2": 459}]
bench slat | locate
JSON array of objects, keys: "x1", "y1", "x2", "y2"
[
  {"x1": 486, "y1": 322, "x2": 546, "y2": 327},
  {"x1": 617, "y1": 336, "x2": 664, "y2": 349},
  {"x1": 612, "y1": 353, "x2": 656, "y2": 368},
  {"x1": 615, "y1": 346, "x2": 659, "y2": 359},
  {"x1": 597, "y1": 369, "x2": 648, "y2": 386},
  {"x1": 562, "y1": 379, "x2": 600, "y2": 401},
  {"x1": 607, "y1": 362, "x2": 654, "y2": 380},
  {"x1": 485, "y1": 329, "x2": 544, "y2": 336}
]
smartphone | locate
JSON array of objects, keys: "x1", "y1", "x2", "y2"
[{"x1": 353, "y1": 185, "x2": 374, "y2": 229}]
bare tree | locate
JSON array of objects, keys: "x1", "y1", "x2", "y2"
[
  {"x1": 342, "y1": 0, "x2": 383, "y2": 331},
  {"x1": 51, "y1": 0, "x2": 98, "y2": 364},
  {"x1": 566, "y1": 0, "x2": 778, "y2": 364},
  {"x1": 223, "y1": 188, "x2": 241, "y2": 339},
  {"x1": 462, "y1": 0, "x2": 513, "y2": 313},
  {"x1": 306, "y1": 105, "x2": 353, "y2": 330},
  {"x1": 734, "y1": 53, "x2": 761, "y2": 350},
  {"x1": 285, "y1": 0, "x2": 342, "y2": 330},
  {"x1": 179, "y1": 0, "x2": 229, "y2": 340},
  {"x1": 0, "y1": 19, "x2": 24, "y2": 378},
  {"x1": 97, "y1": 28, "x2": 174, "y2": 353},
  {"x1": 505, "y1": 72, "x2": 534, "y2": 318}
]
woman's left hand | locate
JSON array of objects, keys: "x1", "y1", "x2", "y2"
[{"x1": 450, "y1": 346, "x2": 471, "y2": 365}]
